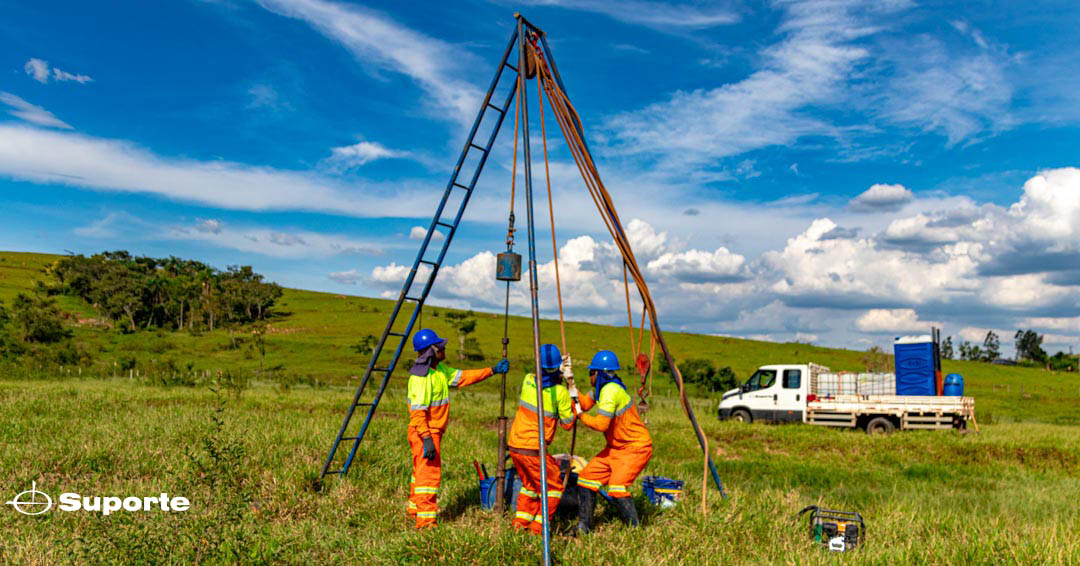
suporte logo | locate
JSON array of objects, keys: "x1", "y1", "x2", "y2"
[
  {"x1": 6, "y1": 481, "x2": 190, "y2": 516},
  {"x1": 5, "y1": 481, "x2": 53, "y2": 516}
]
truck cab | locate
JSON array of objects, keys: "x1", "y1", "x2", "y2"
[{"x1": 717, "y1": 364, "x2": 808, "y2": 423}]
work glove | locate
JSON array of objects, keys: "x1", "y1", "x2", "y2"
[
  {"x1": 491, "y1": 358, "x2": 510, "y2": 374},
  {"x1": 422, "y1": 436, "x2": 437, "y2": 460},
  {"x1": 561, "y1": 354, "x2": 574, "y2": 381}
]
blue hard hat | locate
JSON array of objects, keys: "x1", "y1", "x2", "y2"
[
  {"x1": 588, "y1": 350, "x2": 620, "y2": 371},
  {"x1": 412, "y1": 329, "x2": 446, "y2": 352},
  {"x1": 539, "y1": 344, "x2": 561, "y2": 370}
]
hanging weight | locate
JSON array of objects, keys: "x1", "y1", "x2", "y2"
[{"x1": 496, "y1": 251, "x2": 522, "y2": 281}]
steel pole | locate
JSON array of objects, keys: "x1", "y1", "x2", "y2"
[{"x1": 518, "y1": 16, "x2": 552, "y2": 565}]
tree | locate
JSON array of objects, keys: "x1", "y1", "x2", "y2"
[
  {"x1": 982, "y1": 331, "x2": 1000, "y2": 362},
  {"x1": 1014, "y1": 329, "x2": 1047, "y2": 364},
  {"x1": 10, "y1": 293, "x2": 71, "y2": 344},
  {"x1": 444, "y1": 311, "x2": 478, "y2": 362},
  {"x1": 352, "y1": 335, "x2": 378, "y2": 357},
  {"x1": 958, "y1": 340, "x2": 982, "y2": 361},
  {"x1": 941, "y1": 336, "x2": 954, "y2": 360},
  {"x1": 862, "y1": 346, "x2": 892, "y2": 372}
]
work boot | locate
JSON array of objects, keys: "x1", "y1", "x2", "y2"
[
  {"x1": 613, "y1": 497, "x2": 640, "y2": 527},
  {"x1": 576, "y1": 487, "x2": 596, "y2": 535}
]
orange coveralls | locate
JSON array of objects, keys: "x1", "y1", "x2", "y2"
[
  {"x1": 407, "y1": 361, "x2": 493, "y2": 528},
  {"x1": 507, "y1": 373, "x2": 575, "y2": 534},
  {"x1": 577, "y1": 381, "x2": 653, "y2": 498}
]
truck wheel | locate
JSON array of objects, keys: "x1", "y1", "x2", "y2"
[
  {"x1": 866, "y1": 417, "x2": 895, "y2": 435},
  {"x1": 732, "y1": 409, "x2": 752, "y2": 423}
]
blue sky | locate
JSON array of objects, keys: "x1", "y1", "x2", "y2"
[{"x1": 2, "y1": 0, "x2": 1079, "y2": 355}]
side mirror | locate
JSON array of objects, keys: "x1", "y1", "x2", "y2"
[{"x1": 740, "y1": 384, "x2": 750, "y2": 392}]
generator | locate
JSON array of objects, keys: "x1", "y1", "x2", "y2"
[{"x1": 797, "y1": 506, "x2": 864, "y2": 552}]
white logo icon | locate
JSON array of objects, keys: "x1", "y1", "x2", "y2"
[{"x1": 6, "y1": 481, "x2": 53, "y2": 515}]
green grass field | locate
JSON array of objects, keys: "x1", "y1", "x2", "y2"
[{"x1": 2, "y1": 250, "x2": 1079, "y2": 564}]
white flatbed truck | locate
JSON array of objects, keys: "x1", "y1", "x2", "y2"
[{"x1": 716, "y1": 363, "x2": 974, "y2": 434}]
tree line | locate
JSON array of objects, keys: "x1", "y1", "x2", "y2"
[
  {"x1": 938, "y1": 329, "x2": 1077, "y2": 371},
  {"x1": 47, "y1": 251, "x2": 283, "y2": 332}
]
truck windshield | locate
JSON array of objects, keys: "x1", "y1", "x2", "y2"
[{"x1": 745, "y1": 369, "x2": 777, "y2": 391}]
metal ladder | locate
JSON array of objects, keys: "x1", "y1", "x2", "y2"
[{"x1": 321, "y1": 28, "x2": 523, "y2": 478}]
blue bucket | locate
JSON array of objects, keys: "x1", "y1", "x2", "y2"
[
  {"x1": 479, "y1": 477, "x2": 497, "y2": 510},
  {"x1": 642, "y1": 476, "x2": 684, "y2": 506},
  {"x1": 943, "y1": 373, "x2": 964, "y2": 396}
]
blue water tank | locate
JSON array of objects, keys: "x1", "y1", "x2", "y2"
[
  {"x1": 943, "y1": 373, "x2": 964, "y2": 396},
  {"x1": 894, "y1": 336, "x2": 936, "y2": 396}
]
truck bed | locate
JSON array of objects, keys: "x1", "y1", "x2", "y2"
[{"x1": 807, "y1": 395, "x2": 974, "y2": 429}]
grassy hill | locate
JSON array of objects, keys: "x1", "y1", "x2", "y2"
[
  {"x1": 2, "y1": 250, "x2": 1079, "y2": 564},
  {"x1": 1, "y1": 250, "x2": 1077, "y2": 424}
]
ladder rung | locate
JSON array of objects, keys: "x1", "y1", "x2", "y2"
[
  {"x1": 486, "y1": 103, "x2": 504, "y2": 113},
  {"x1": 469, "y1": 143, "x2": 487, "y2": 153},
  {"x1": 453, "y1": 182, "x2": 470, "y2": 190},
  {"x1": 405, "y1": 296, "x2": 422, "y2": 302},
  {"x1": 388, "y1": 332, "x2": 405, "y2": 337},
  {"x1": 372, "y1": 368, "x2": 392, "y2": 373},
  {"x1": 419, "y1": 260, "x2": 437, "y2": 266},
  {"x1": 436, "y1": 221, "x2": 455, "y2": 229},
  {"x1": 505, "y1": 63, "x2": 518, "y2": 72},
  {"x1": 324, "y1": 470, "x2": 343, "y2": 475},
  {"x1": 340, "y1": 436, "x2": 358, "y2": 441}
]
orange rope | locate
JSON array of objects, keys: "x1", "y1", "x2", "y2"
[
  {"x1": 623, "y1": 262, "x2": 637, "y2": 360},
  {"x1": 509, "y1": 75, "x2": 521, "y2": 216}
]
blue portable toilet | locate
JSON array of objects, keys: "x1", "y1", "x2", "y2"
[
  {"x1": 943, "y1": 373, "x2": 964, "y2": 396},
  {"x1": 894, "y1": 335, "x2": 935, "y2": 396}
]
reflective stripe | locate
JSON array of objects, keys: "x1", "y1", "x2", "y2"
[
  {"x1": 655, "y1": 488, "x2": 682, "y2": 494},
  {"x1": 519, "y1": 488, "x2": 538, "y2": 498},
  {"x1": 559, "y1": 417, "x2": 575, "y2": 425},
  {"x1": 548, "y1": 490, "x2": 563, "y2": 499},
  {"x1": 417, "y1": 511, "x2": 437, "y2": 518},
  {"x1": 612, "y1": 402, "x2": 631, "y2": 417},
  {"x1": 520, "y1": 397, "x2": 561, "y2": 419},
  {"x1": 410, "y1": 476, "x2": 416, "y2": 483},
  {"x1": 515, "y1": 510, "x2": 535, "y2": 522},
  {"x1": 449, "y1": 370, "x2": 464, "y2": 387},
  {"x1": 597, "y1": 408, "x2": 615, "y2": 418},
  {"x1": 608, "y1": 485, "x2": 628, "y2": 493},
  {"x1": 578, "y1": 478, "x2": 603, "y2": 490},
  {"x1": 429, "y1": 397, "x2": 449, "y2": 408},
  {"x1": 414, "y1": 487, "x2": 439, "y2": 494},
  {"x1": 407, "y1": 502, "x2": 417, "y2": 509},
  {"x1": 409, "y1": 403, "x2": 429, "y2": 410}
]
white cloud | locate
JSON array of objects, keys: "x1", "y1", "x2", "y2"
[
  {"x1": 196, "y1": 218, "x2": 223, "y2": 234},
  {"x1": 53, "y1": 68, "x2": 93, "y2": 84},
  {"x1": 513, "y1": 0, "x2": 738, "y2": 29},
  {"x1": 328, "y1": 269, "x2": 362, "y2": 285},
  {"x1": 247, "y1": 83, "x2": 291, "y2": 111},
  {"x1": 602, "y1": 0, "x2": 902, "y2": 171},
  {"x1": 876, "y1": 30, "x2": 1012, "y2": 144},
  {"x1": 409, "y1": 226, "x2": 444, "y2": 241},
  {"x1": 855, "y1": 309, "x2": 940, "y2": 333},
  {"x1": 0, "y1": 124, "x2": 448, "y2": 217},
  {"x1": 647, "y1": 247, "x2": 746, "y2": 283},
  {"x1": 0, "y1": 92, "x2": 73, "y2": 129},
  {"x1": 24, "y1": 59, "x2": 50, "y2": 83},
  {"x1": 849, "y1": 183, "x2": 914, "y2": 212},
  {"x1": 23, "y1": 58, "x2": 92, "y2": 84},
  {"x1": 256, "y1": 0, "x2": 482, "y2": 123},
  {"x1": 1020, "y1": 317, "x2": 1080, "y2": 333},
  {"x1": 328, "y1": 140, "x2": 410, "y2": 168}
]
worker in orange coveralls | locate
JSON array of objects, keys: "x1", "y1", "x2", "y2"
[
  {"x1": 574, "y1": 349, "x2": 652, "y2": 533},
  {"x1": 507, "y1": 343, "x2": 576, "y2": 534},
  {"x1": 406, "y1": 328, "x2": 509, "y2": 528}
]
